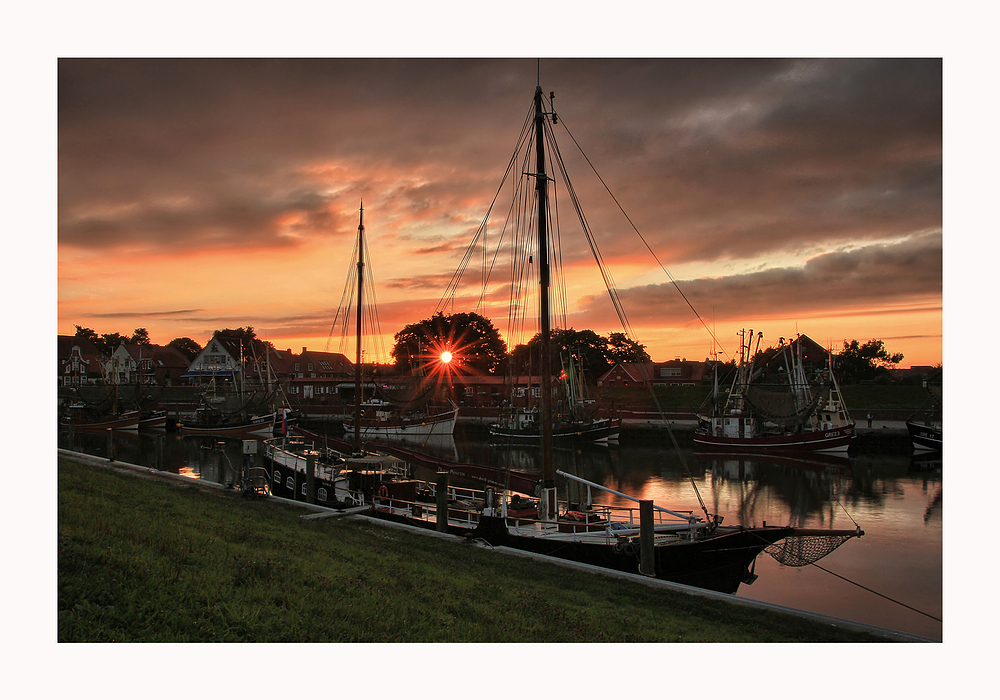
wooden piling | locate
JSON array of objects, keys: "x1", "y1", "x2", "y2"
[
  {"x1": 639, "y1": 499, "x2": 655, "y2": 577},
  {"x1": 106, "y1": 428, "x2": 114, "y2": 462},
  {"x1": 436, "y1": 471, "x2": 449, "y2": 533}
]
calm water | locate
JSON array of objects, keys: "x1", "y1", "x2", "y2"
[{"x1": 58, "y1": 423, "x2": 943, "y2": 640}]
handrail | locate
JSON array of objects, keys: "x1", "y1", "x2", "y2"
[{"x1": 555, "y1": 469, "x2": 699, "y2": 522}]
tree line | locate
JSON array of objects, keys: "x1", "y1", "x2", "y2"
[{"x1": 72, "y1": 314, "x2": 919, "y2": 385}]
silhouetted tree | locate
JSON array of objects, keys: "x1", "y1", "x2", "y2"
[
  {"x1": 130, "y1": 327, "x2": 151, "y2": 345},
  {"x1": 73, "y1": 325, "x2": 99, "y2": 343},
  {"x1": 837, "y1": 339, "x2": 904, "y2": 383},
  {"x1": 168, "y1": 337, "x2": 202, "y2": 361},
  {"x1": 605, "y1": 332, "x2": 651, "y2": 364},
  {"x1": 392, "y1": 312, "x2": 507, "y2": 374}
]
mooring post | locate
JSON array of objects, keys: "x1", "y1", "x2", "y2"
[
  {"x1": 436, "y1": 471, "x2": 449, "y2": 533},
  {"x1": 639, "y1": 499, "x2": 655, "y2": 576},
  {"x1": 306, "y1": 454, "x2": 316, "y2": 504},
  {"x1": 106, "y1": 427, "x2": 114, "y2": 462}
]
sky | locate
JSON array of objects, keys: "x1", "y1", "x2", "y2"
[{"x1": 57, "y1": 56, "x2": 942, "y2": 367}]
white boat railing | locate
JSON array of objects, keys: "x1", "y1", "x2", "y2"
[{"x1": 556, "y1": 469, "x2": 701, "y2": 523}]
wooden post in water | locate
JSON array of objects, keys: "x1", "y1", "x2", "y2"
[
  {"x1": 639, "y1": 499, "x2": 655, "y2": 577},
  {"x1": 436, "y1": 471, "x2": 449, "y2": 533},
  {"x1": 306, "y1": 454, "x2": 316, "y2": 504},
  {"x1": 106, "y1": 428, "x2": 114, "y2": 462}
]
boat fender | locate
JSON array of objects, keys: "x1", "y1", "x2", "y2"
[{"x1": 378, "y1": 484, "x2": 389, "y2": 498}]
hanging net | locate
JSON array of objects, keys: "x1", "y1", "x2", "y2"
[
  {"x1": 764, "y1": 534, "x2": 857, "y2": 567},
  {"x1": 743, "y1": 385, "x2": 823, "y2": 427}
]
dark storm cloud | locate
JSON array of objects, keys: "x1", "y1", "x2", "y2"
[
  {"x1": 576, "y1": 230, "x2": 942, "y2": 327},
  {"x1": 58, "y1": 58, "x2": 941, "y2": 301}
]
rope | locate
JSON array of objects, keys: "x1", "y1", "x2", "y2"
[
  {"x1": 809, "y1": 562, "x2": 942, "y2": 623},
  {"x1": 747, "y1": 529, "x2": 941, "y2": 623},
  {"x1": 556, "y1": 116, "x2": 731, "y2": 361}
]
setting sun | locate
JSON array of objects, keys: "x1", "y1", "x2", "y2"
[{"x1": 440, "y1": 351, "x2": 453, "y2": 364}]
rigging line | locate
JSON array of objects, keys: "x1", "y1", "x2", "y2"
[
  {"x1": 546, "y1": 135, "x2": 570, "y2": 331},
  {"x1": 477, "y1": 145, "x2": 532, "y2": 315},
  {"x1": 557, "y1": 118, "x2": 731, "y2": 360},
  {"x1": 548, "y1": 124, "x2": 635, "y2": 341},
  {"x1": 438, "y1": 105, "x2": 535, "y2": 314},
  {"x1": 326, "y1": 231, "x2": 362, "y2": 351},
  {"x1": 742, "y1": 529, "x2": 940, "y2": 624},
  {"x1": 810, "y1": 562, "x2": 942, "y2": 623}
]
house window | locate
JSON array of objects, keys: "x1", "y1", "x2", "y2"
[
  {"x1": 308, "y1": 363, "x2": 314, "y2": 372},
  {"x1": 294, "y1": 363, "x2": 300, "y2": 372},
  {"x1": 661, "y1": 368, "x2": 681, "y2": 378}
]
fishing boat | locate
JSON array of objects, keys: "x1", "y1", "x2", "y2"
[
  {"x1": 178, "y1": 406, "x2": 285, "y2": 437},
  {"x1": 368, "y1": 80, "x2": 865, "y2": 594},
  {"x1": 59, "y1": 405, "x2": 141, "y2": 431},
  {"x1": 342, "y1": 398, "x2": 459, "y2": 438},
  {"x1": 490, "y1": 356, "x2": 621, "y2": 443},
  {"x1": 138, "y1": 410, "x2": 168, "y2": 431},
  {"x1": 906, "y1": 371, "x2": 942, "y2": 452},
  {"x1": 906, "y1": 418, "x2": 942, "y2": 452},
  {"x1": 694, "y1": 331, "x2": 856, "y2": 453}
]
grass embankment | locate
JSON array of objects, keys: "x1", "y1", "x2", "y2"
[{"x1": 59, "y1": 457, "x2": 884, "y2": 643}]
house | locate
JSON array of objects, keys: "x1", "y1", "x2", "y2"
[
  {"x1": 597, "y1": 360, "x2": 708, "y2": 388},
  {"x1": 285, "y1": 347, "x2": 354, "y2": 401},
  {"x1": 104, "y1": 342, "x2": 191, "y2": 385},
  {"x1": 58, "y1": 335, "x2": 103, "y2": 387},
  {"x1": 182, "y1": 332, "x2": 288, "y2": 388}
]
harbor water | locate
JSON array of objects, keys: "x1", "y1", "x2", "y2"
[{"x1": 58, "y1": 423, "x2": 943, "y2": 641}]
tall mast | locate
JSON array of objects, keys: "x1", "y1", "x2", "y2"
[
  {"x1": 534, "y1": 85, "x2": 556, "y2": 521},
  {"x1": 353, "y1": 200, "x2": 365, "y2": 453}
]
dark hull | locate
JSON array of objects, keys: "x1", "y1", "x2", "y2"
[
  {"x1": 264, "y1": 459, "x2": 357, "y2": 507},
  {"x1": 906, "y1": 420, "x2": 942, "y2": 452},
  {"x1": 693, "y1": 423, "x2": 855, "y2": 453},
  {"x1": 469, "y1": 515, "x2": 793, "y2": 594},
  {"x1": 138, "y1": 411, "x2": 168, "y2": 431},
  {"x1": 60, "y1": 410, "x2": 141, "y2": 432},
  {"x1": 179, "y1": 413, "x2": 280, "y2": 438},
  {"x1": 343, "y1": 408, "x2": 458, "y2": 437},
  {"x1": 489, "y1": 418, "x2": 621, "y2": 443}
]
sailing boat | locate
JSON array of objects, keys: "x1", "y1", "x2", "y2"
[
  {"x1": 490, "y1": 352, "x2": 621, "y2": 442},
  {"x1": 694, "y1": 331, "x2": 856, "y2": 453},
  {"x1": 455, "y1": 83, "x2": 863, "y2": 593},
  {"x1": 264, "y1": 204, "x2": 454, "y2": 506},
  {"x1": 339, "y1": 203, "x2": 459, "y2": 439}
]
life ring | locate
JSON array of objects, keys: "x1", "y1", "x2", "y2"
[{"x1": 378, "y1": 484, "x2": 389, "y2": 498}]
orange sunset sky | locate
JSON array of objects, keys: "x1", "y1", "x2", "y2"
[{"x1": 57, "y1": 57, "x2": 943, "y2": 367}]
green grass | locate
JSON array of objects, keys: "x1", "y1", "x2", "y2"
[{"x1": 58, "y1": 456, "x2": 886, "y2": 642}]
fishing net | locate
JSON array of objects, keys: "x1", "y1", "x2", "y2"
[
  {"x1": 743, "y1": 385, "x2": 823, "y2": 427},
  {"x1": 764, "y1": 534, "x2": 856, "y2": 567}
]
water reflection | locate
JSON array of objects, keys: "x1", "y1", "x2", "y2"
[{"x1": 58, "y1": 423, "x2": 942, "y2": 640}]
